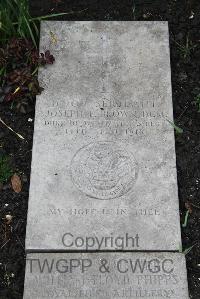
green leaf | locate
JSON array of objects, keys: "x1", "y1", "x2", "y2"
[
  {"x1": 0, "y1": 155, "x2": 13, "y2": 184},
  {"x1": 23, "y1": 15, "x2": 37, "y2": 47},
  {"x1": 182, "y1": 210, "x2": 189, "y2": 228},
  {"x1": 183, "y1": 244, "x2": 195, "y2": 255},
  {"x1": 166, "y1": 119, "x2": 183, "y2": 134}
]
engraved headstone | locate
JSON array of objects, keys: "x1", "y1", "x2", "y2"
[
  {"x1": 26, "y1": 21, "x2": 181, "y2": 251},
  {"x1": 23, "y1": 252, "x2": 189, "y2": 299}
]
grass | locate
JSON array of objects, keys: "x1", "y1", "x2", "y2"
[
  {"x1": 0, "y1": 0, "x2": 69, "y2": 109},
  {"x1": 166, "y1": 119, "x2": 183, "y2": 134},
  {"x1": 182, "y1": 210, "x2": 190, "y2": 228},
  {"x1": 174, "y1": 34, "x2": 197, "y2": 60},
  {"x1": 195, "y1": 94, "x2": 200, "y2": 112},
  {"x1": 0, "y1": 155, "x2": 13, "y2": 184},
  {"x1": 0, "y1": 0, "x2": 68, "y2": 47}
]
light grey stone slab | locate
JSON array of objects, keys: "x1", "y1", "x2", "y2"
[
  {"x1": 26, "y1": 21, "x2": 181, "y2": 251},
  {"x1": 23, "y1": 252, "x2": 189, "y2": 299}
]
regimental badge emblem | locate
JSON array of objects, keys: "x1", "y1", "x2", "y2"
[{"x1": 70, "y1": 141, "x2": 138, "y2": 200}]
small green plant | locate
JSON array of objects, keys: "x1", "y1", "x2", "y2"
[
  {"x1": 0, "y1": 0, "x2": 70, "y2": 111},
  {"x1": 132, "y1": 0, "x2": 136, "y2": 19},
  {"x1": 195, "y1": 94, "x2": 200, "y2": 112},
  {"x1": 182, "y1": 210, "x2": 189, "y2": 228},
  {"x1": 178, "y1": 242, "x2": 196, "y2": 255},
  {"x1": 183, "y1": 244, "x2": 195, "y2": 255},
  {"x1": 0, "y1": 155, "x2": 13, "y2": 184},
  {"x1": 0, "y1": 0, "x2": 68, "y2": 47},
  {"x1": 174, "y1": 34, "x2": 197, "y2": 60},
  {"x1": 179, "y1": 243, "x2": 197, "y2": 255},
  {"x1": 166, "y1": 119, "x2": 183, "y2": 134}
]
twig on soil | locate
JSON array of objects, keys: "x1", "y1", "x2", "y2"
[
  {"x1": 177, "y1": 105, "x2": 189, "y2": 121},
  {"x1": 0, "y1": 239, "x2": 10, "y2": 250},
  {"x1": 0, "y1": 117, "x2": 25, "y2": 140}
]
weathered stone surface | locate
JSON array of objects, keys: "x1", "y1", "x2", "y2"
[
  {"x1": 23, "y1": 252, "x2": 189, "y2": 299},
  {"x1": 26, "y1": 21, "x2": 181, "y2": 251}
]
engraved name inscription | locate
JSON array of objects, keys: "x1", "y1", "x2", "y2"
[{"x1": 42, "y1": 98, "x2": 167, "y2": 139}]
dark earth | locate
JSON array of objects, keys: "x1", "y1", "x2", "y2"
[{"x1": 0, "y1": 0, "x2": 200, "y2": 298}]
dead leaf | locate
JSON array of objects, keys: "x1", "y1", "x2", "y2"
[
  {"x1": 11, "y1": 174, "x2": 22, "y2": 193},
  {"x1": 50, "y1": 31, "x2": 57, "y2": 44}
]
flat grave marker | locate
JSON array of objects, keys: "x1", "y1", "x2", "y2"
[
  {"x1": 23, "y1": 252, "x2": 189, "y2": 299},
  {"x1": 26, "y1": 21, "x2": 181, "y2": 251}
]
